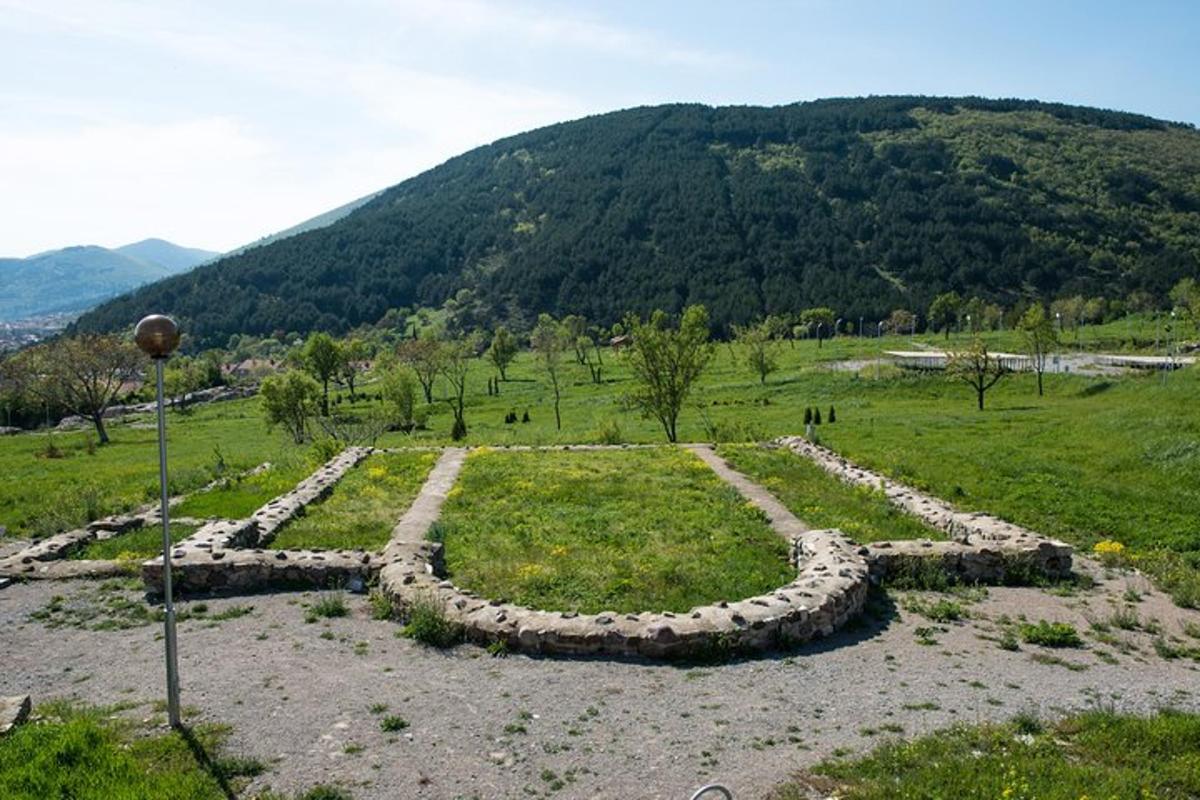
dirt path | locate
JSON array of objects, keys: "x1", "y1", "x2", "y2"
[{"x1": 2, "y1": 568, "x2": 1197, "y2": 800}]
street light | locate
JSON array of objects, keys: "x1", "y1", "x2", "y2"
[
  {"x1": 858, "y1": 316, "x2": 864, "y2": 338},
  {"x1": 1165, "y1": 310, "x2": 1176, "y2": 385},
  {"x1": 134, "y1": 314, "x2": 182, "y2": 729}
]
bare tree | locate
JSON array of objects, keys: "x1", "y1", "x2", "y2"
[
  {"x1": 946, "y1": 338, "x2": 1009, "y2": 410},
  {"x1": 19, "y1": 335, "x2": 142, "y2": 443}
]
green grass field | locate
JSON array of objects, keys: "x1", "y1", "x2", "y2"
[
  {"x1": 267, "y1": 450, "x2": 436, "y2": 551},
  {"x1": 71, "y1": 523, "x2": 198, "y2": 561},
  {"x1": 3, "y1": 327, "x2": 1197, "y2": 603},
  {"x1": 770, "y1": 709, "x2": 1200, "y2": 800},
  {"x1": 436, "y1": 447, "x2": 793, "y2": 613},
  {"x1": 717, "y1": 444, "x2": 943, "y2": 543}
]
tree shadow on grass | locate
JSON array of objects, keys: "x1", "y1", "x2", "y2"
[{"x1": 178, "y1": 725, "x2": 239, "y2": 800}]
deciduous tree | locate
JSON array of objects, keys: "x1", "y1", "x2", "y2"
[
  {"x1": 1018, "y1": 304, "x2": 1058, "y2": 396},
  {"x1": 621, "y1": 305, "x2": 714, "y2": 442},
  {"x1": 18, "y1": 335, "x2": 141, "y2": 444},
  {"x1": 440, "y1": 335, "x2": 478, "y2": 440},
  {"x1": 487, "y1": 327, "x2": 518, "y2": 381},
  {"x1": 396, "y1": 337, "x2": 445, "y2": 404},
  {"x1": 338, "y1": 337, "x2": 370, "y2": 401},
  {"x1": 301, "y1": 332, "x2": 343, "y2": 415},
  {"x1": 260, "y1": 369, "x2": 321, "y2": 443},
  {"x1": 734, "y1": 319, "x2": 779, "y2": 384},
  {"x1": 928, "y1": 292, "x2": 962, "y2": 339},
  {"x1": 531, "y1": 314, "x2": 570, "y2": 430}
]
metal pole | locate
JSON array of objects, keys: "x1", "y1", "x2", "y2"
[{"x1": 156, "y1": 358, "x2": 182, "y2": 728}]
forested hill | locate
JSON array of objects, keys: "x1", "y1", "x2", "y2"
[{"x1": 75, "y1": 96, "x2": 1200, "y2": 347}]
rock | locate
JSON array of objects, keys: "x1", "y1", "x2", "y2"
[{"x1": 0, "y1": 695, "x2": 31, "y2": 737}]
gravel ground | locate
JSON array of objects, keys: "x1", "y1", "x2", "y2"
[{"x1": 2, "y1": 564, "x2": 1198, "y2": 800}]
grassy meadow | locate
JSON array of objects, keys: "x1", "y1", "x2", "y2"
[
  {"x1": 435, "y1": 447, "x2": 793, "y2": 614},
  {"x1": 3, "y1": 323, "x2": 1197, "y2": 603}
]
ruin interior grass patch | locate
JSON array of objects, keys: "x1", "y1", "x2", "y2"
[
  {"x1": 0, "y1": 700, "x2": 275, "y2": 800},
  {"x1": 775, "y1": 709, "x2": 1200, "y2": 800},
  {"x1": 717, "y1": 444, "x2": 943, "y2": 544},
  {"x1": 268, "y1": 450, "x2": 437, "y2": 551},
  {"x1": 71, "y1": 523, "x2": 198, "y2": 561},
  {"x1": 174, "y1": 452, "x2": 318, "y2": 520},
  {"x1": 436, "y1": 446, "x2": 793, "y2": 614}
]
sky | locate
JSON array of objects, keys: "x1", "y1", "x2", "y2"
[{"x1": 2, "y1": 0, "x2": 1198, "y2": 257}]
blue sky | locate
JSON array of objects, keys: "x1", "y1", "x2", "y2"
[{"x1": 2, "y1": 0, "x2": 1197, "y2": 256}]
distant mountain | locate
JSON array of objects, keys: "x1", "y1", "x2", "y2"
[
  {"x1": 76, "y1": 96, "x2": 1200, "y2": 347},
  {"x1": 115, "y1": 238, "x2": 218, "y2": 272},
  {"x1": 0, "y1": 239, "x2": 217, "y2": 322}
]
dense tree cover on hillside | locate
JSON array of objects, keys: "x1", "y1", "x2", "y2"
[{"x1": 74, "y1": 96, "x2": 1200, "y2": 349}]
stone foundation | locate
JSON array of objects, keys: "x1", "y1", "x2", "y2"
[{"x1": 775, "y1": 436, "x2": 1073, "y2": 582}]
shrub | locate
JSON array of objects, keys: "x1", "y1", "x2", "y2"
[
  {"x1": 401, "y1": 595, "x2": 463, "y2": 647},
  {"x1": 828, "y1": 405, "x2": 836, "y2": 423},
  {"x1": 521, "y1": 410, "x2": 530, "y2": 423},
  {"x1": 803, "y1": 407, "x2": 812, "y2": 425},
  {"x1": 813, "y1": 407, "x2": 822, "y2": 425},
  {"x1": 593, "y1": 417, "x2": 624, "y2": 445},
  {"x1": 309, "y1": 436, "x2": 342, "y2": 463},
  {"x1": 1018, "y1": 620, "x2": 1083, "y2": 648}
]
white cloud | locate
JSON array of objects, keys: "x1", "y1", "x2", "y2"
[
  {"x1": 0, "y1": 118, "x2": 294, "y2": 254},
  {"x1": 0, "y1": 0, "x2": 746, "y2": 254}
]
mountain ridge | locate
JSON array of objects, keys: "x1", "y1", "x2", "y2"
[{"x1": 74, "y1": 95, "x2": 1200, "y2": 347}]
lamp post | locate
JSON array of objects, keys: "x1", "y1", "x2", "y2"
[
  {"x1": 859, "y1": 316, "x2": 864, "y2": 339},
  {"x1": 1056, "y1": 312, "x2": 1063, "y2": 372},
  {"x1": 134, "y1": 314, "x2": 182, "y2": 729},
  {"x1": 1164, "y1": 310, "x2": 1176, "y2": 385}
]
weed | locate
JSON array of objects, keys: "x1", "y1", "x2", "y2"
[
  {"x1": 379, "y1": 715, "x2": 408, "y2": 732},
  {"x1": 367, "y1": 590, "x2": 394, "y2": 621},
  {"x1": 1019, "y1": 620, "x2": 1083, "y2": 648},
  {"x1": 400, "y1": 595, "x2": 463, "y2": 648},
  {"x1": 308, "y1": 592, "x2": 349, "y2": 621}
]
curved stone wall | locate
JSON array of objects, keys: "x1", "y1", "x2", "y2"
[{"x1": 379, "y1": 528, "x2": 870, "y2": 659}]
